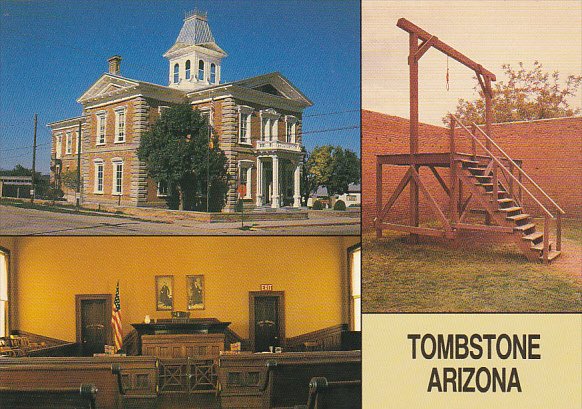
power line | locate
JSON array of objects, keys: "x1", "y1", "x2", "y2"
[
  {"x1": 303, "y1": 109, "x2": 359, "y2": 118},
  {"x1": 302, "y1": 125, "x2": 360, "y2": 135}
]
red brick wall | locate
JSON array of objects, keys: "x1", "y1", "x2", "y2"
[{"x1": 362, "y1": 110, "x2": 582, "y2": 230}]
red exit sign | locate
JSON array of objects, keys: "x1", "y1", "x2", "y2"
[{"x1": 260, "y1": 284, "x2": 273, "y2": 291}]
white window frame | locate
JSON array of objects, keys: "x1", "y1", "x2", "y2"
[
  {"x1": 238, "y1": 161, "x2": 253, "y2": 199},
  {"x1": 112, "y1": 159, "x2": 123, "y2": 196},
  {"x1": 349, "y1": 245, "x2": 361, "y2": 332},
  {"x1": 55, "y1": 133, "x2": 63, "y2": 159},
  {"x1": 210, "y1": 63, "x2": 217, "y2": 84},
  {"x1": 0, "y1": 248, "x2": 9, "y2": 338},
  {"x1": 157, "y1": 181, "x2": 169, "y2": 197},
  {"x1": 96, "y1": 111, "x2": 107, "y2": 145},
  {"x1": 94, "y1": 160, "x2": 104, "y2": 194},
  {"x1": 114, "y1": 107, "x2": 126, "y2": 143},
  {"x1": 199, "y1": 107, "x2": 214, "y2": 127},
  {"x1": 65, "y1": 131, "x2": 72, "y2": 154},
  {"x1": 238, "y1": 106, "x2": 253, "y2": 145},
  {"x1": 285, "y1": 115, "x2": 298, "y2": 143},
  {"x1": 158, "y1": 106, "x2": 170, "y2": 115},
  {"x1": 198, "y1": 60, "x2": 205, "y2": 81}
]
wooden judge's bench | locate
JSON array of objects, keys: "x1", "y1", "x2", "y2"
[{"x1": 131, "y1": 319, "x2": 231, "y2": 359}]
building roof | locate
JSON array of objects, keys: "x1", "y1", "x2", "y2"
[
  {"x1": 176, "y1": 11, "x2": 215, "y2": 45},
  {"x1": 348, "y1": 183, "x2": 361, "y2": 193}
]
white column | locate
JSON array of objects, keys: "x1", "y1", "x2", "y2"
[
  {"x1": 293, "y1": 162, "x2": 301, "y2": 208},
  {"x1": 271, "y1": 155, "x2": 280, "y2": 208},
  {"x1": 256, "y1": 158, "x2": 263, "y2": 206}
]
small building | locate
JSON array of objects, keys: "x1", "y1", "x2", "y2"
[
  {"x1": 335, "y1": 183, "x2": 361, "y2": 207},
  {"x1": 48, "y1": 10, "x2": 312, "y2": 212}
]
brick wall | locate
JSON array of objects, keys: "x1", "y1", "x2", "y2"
[{"x1": 362, "y1": 110, "x2": 582, "y2": 230}]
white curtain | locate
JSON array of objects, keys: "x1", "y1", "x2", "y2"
[{"x1": 350, "y1": 247, "x2": 361, "y2": 331}]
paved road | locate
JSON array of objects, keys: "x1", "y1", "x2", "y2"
[{"x1": 0, "y1": 204, "x2": 360, "y2": 236}]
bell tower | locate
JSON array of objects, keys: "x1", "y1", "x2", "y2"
[{"x1": 163, "y1": 10, "x2": 227, "y2": 91}]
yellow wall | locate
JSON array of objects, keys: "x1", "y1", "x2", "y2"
[{"x1": 11, "y1": 236, "x2": 359, "y2": 342}]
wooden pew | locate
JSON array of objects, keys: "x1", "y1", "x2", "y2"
[
  {"x1": 218, "y1": 350, "x2": 361, "y2": 409},
  {"x1": 0, "y1": 383, "x2": 98, "y2": 409},
  {"x1": 295, "y1": 377, "x2": 361, "y2": 409},
  {"x1": 0, "y1": 356, "x2": 157, "y2": 409}
]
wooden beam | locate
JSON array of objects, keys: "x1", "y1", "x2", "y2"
[
  {"x1": 458, "y1": 171, "x2": 505, "y2": 225},
  {"x1": 413, "y1": 35, "x2": 438, "y2": 62},
  {"x1": 397, "y1": 18, "x2": 496, "y2": 81},
  {"x1": 410, "y1": 167, "x2": 452, "y2": 233},
  {"x1": 459, "y1": 193, "x2": 473, "y2": 220},
  {"x1": 378, "y1": 168, "x2": 413, "y2": 221},
  {"x1": 378, "y1": 222, "x2": 447, "y2": 238},
  {"x1": 376, "y1": 160, "x2": 383, "y2": 238},
  {"x1": 429, "y1": 166, "x2": 450, "y2": 196},
  {"x1": 454, "y1": 223, "x2": 514, "y2": 233}
]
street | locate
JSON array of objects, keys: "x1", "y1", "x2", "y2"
[{"x1": 0, "y1": 204, "x2": 360, "y2": 235}]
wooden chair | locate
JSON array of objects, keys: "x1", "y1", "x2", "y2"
[{"x1": 0, "y1": 383, "x2": 98, "y2": 409}]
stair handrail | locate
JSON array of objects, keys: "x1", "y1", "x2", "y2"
[
  {"x1": 450, "y1": 114, "x2": 554, "y2": 219},
  {"x1": 471, "y1": 122, "x2": 565, "y2": 215}
]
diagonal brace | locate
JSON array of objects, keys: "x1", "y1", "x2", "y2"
[
  {"x1": 410, "y1": 167, "x2": 452, "y2": 233},
  {"x1": 378, "y1": 167, "x2": 413, "y2": 221}
]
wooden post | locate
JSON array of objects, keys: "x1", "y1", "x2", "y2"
[
  {"x1": 376, "y1": 160, "x2": 383, "y2": 238},
  {"x1": 449, "y1": 117, "x2": 458, "y2": 225},
  {"x1": 409, "y1": 33, "x2": 419, "y2": 243},
  {"x1": 484, "y1": 76, "x2": 493, "y2": 151},
  {"x1": 556, "y1": 213, "x2": 562, "y2": 252},
  {"x1": 543, "y1": 216, "x2": 550, "y2": 263},
  {"x1": 508, "y1": 162, "x2": 514, "y2": 198},
  {"x1": 470, "y1": 124, "x2": 477, "y2": 159},
  {"x1": 492, "y1": 161, "x2": 498, "y2": 210}
]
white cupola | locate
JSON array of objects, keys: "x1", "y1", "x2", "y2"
[{"x1": 163, "y1": 10, "x2": 227, "y2": 91}]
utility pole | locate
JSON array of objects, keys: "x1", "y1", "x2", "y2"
[
  {"x1": 30, "y1": 113, "x2": 38, "y2": 203},
  {"x1": 76, "y1": 121, "x2": 82, "y2": 210}
]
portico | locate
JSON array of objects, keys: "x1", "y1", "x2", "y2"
[{"x1": 256, "y1": 154, "x2": 302, "y2": 209}]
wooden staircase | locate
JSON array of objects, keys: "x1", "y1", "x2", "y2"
[
  {"x1": 460, "y1": 159, "x2": 561, "y2": 262},
  {"x1": 451, "y1": 115, "x2": 565, "y2": 264}
]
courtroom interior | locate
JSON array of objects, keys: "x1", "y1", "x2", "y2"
[{"x1": 0, "y1": 236, "x2": 361, "y2": 408}]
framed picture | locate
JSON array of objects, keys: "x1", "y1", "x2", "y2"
[
  {"x1": 187, "y1": 275, "x2": 205, "y2": 310},
  {"x1": 155, "y1": 275, "x2": 174, "y2": 311}
]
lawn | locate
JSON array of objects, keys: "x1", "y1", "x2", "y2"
[{"x1": 363, "y1": 219, "x2": 582, "y2": 312}]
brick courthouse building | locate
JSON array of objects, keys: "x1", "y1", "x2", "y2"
[{"x1": 48, "y1": 11, "x2": 312, "y2": 211}]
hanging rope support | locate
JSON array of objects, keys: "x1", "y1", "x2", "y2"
[{"x1": 446, "y1": 56, "x2": 450, "y2": 91}]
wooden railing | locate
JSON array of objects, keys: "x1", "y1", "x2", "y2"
[{"x1": 450, "y1": 114, "x2": 564, "y2": 262}]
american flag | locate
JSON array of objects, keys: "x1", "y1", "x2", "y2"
[{"x1": 111, "y1": 281, "x2": 123, "y2": 352}]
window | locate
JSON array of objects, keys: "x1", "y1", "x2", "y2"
[
  {"x1": 238, "y1": 162, "x2": 253, "y2": 199},
  {"x1": 173, "y1": 63, "x2": 180, "y2": 83},
  {"x1": 185, "y1": 60, "x2": 191, "y2": 79},
  {"x1": 157, "y1": 181, "x2": 169, "y2": 197},
  {"x1": 97, "y1": 112, "x2": 106, "y2": 145},
  {"x1": 113, "y1": 161, "x2": 123, "y2": 195},
  {"x1": 0, "y1": 248, "x2": 9, "y2": 338},
  {"x1": 66, "y1": 132, "x2": 72, "y2": 154},
  {"x1": 115, "y1": 108, "x2": 126, "y2": 143},
  {"x1": 94, "y1": 161, "x2": 104, "y2": 193},
  {"x1": 260, "y1": 110, "x2": 280, "y2": 141},
  {"x1": 210, "y1": 63, "x2": 216, "y2": 83},
  {"x1": 56, "y1": 134, "x2": 62, "y2": 159},
  {"x1": 238, "y1": 106, "x2": 253, "y2": 144},
  {"x1": 198, "y1": 60, "x2": 205, "y2": 81},
  {"x1": 285, "y1": 116, "x2": 298, "y2": 143},
  {"x1": 348, "y1": 245, "x2": 361, "y2": 331}
]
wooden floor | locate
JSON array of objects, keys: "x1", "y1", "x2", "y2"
[{"x1": 125, "y1": 394, "x2": 219, "y2": 409}]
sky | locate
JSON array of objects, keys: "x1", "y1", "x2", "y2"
[
  {"x1": 0, "y1": 0, "x2": 360, "y2": 174},
  {"x1": 363, "y1": 0, "x2": 582, "y2": 126}
]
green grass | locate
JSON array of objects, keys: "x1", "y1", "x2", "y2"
[{"x1": 363, "y1": 221, "x2": 582, "y2": 313}]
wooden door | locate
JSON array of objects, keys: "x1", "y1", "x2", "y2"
[
  {"x1": 249, "y1": 292, "x2": 285, "y2": 352},
  {"x1": 76, "y1": 294, "x2": 111, "y2": 356}
]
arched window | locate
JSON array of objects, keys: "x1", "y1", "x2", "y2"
[
  {"x1": 198, "y1": 60, "x2": 205, "y2": 81},
  {"x1": 210, "y1": 63, "x2": 216, "y2": 84},
  {"x1": 173, "y1": 63, "x2": 179, "y2": 83},
  {"x1": 185, "y1": 60, "x2": 191, "y2": 79}
]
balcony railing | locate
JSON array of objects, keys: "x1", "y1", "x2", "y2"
[{"x1": 255, "y1": 140, "x2": 301, "y2": 152}]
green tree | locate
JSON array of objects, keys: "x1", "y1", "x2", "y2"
[
  {"x1": 60, "y1": 169, "x2": 81, "y2": 191},
  {"x1": 445, "y1": 61, "x2": 582, "y2": 125},
  {"x1": 138, "y1": 103, "x2": 228, "y2": 211},
  {"x1": 305, "y1": 145, "x2": 360, "y2": 196}
]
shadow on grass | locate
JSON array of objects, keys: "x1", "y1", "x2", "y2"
[{"x1": 363, "y1": 229, "x2": 581, "y2": 313}]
